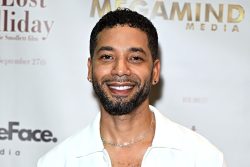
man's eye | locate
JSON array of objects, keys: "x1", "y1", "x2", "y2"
[
  {"x1": 100, "y1": 55, "x2": 113, "y2": 61},
  {"x1": 129, "y1": 56, "x2": 144, "y2": 63}
]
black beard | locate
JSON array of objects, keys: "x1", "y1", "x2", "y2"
[{"x1": 92, "y1": 75, "x2": 152, "y2": 116}]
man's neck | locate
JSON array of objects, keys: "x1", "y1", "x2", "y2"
[{"x1": 100, "y1": 100, "x2": 153, "y2": 145}]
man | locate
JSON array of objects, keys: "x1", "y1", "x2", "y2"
[{"x1": 37, "y1": 8, "x2": 226, "y2": 167}]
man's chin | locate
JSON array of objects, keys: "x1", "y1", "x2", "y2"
[
  {"x1": 103, "y1": 102, "x2": 135, "y2": 116},
  {"x1": 109, "y1": 96, "x2": 132, "y2": 103}
]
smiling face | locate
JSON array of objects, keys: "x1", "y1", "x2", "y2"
[{"x1": 88, "y1": 25, "x2": 160, "y2": 115}]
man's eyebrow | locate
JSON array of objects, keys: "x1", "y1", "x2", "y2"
[
  {"x1": 96, "y1": 46, "x2": 113, "y2": 53},
  {"x1": 96, "y1": 46, "x2": 146, "y2": 55},
  {"x1": 129, "y1": 47, "x2": 146, "y2": 55}
]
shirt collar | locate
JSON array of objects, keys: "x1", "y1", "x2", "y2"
[
  {"x1": 150, "y1": 105, "x2": 183, "y2": 150},
  {"x1": 73, "y1": 112, "x2": 104, "y2": 157}
]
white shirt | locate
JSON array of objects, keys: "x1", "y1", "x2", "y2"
[{"x1": 37, "y1": 106, "x2": 226, "y2": 167}]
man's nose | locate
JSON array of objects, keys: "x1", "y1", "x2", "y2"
[{"x1": 111, "y1": 58, "x2": 131, "y2": 76}]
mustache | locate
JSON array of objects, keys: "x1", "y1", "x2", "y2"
[{"x1": 102, "y1": 76, "x2": 140, "y2": 85}]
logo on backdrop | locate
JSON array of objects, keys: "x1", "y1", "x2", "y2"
[
  {"x1": 90, "y1": 0, "x2": 245, "y2": 32},
  {"x1": 0, "y1": 0, "x2": 54, "y2": 41},
  {"x1": 0, "y1": 121, "x2": 58, "y2": 143},
  {"x1": 0, "y1": 121, "x2": 58, "y2": 157}
]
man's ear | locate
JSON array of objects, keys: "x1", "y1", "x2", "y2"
[
  {"x1": 152, "y1": 59, "x2": 160, "y2": 85},
  {"x1": 87, "y1": 57, "x2": 92, "y2": 82}
]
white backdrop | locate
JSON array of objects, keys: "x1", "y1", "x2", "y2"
[{"x1": 0, "y1": 0, "x2": 249, "y2": 167}]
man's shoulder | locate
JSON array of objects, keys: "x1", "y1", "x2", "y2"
[
  {"x1": 154, "y1": 108, "x2": 224, "y2": 165},
  {"x1": 175, "y1": 123, "x2": 224, "y2": 165},
  {"x1": 171, "y1": 118, "x2": 221, "y2": 153}
]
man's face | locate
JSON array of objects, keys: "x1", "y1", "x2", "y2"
[{"x1": 88, "y1": 25, "x2": 160, "y2": 115}]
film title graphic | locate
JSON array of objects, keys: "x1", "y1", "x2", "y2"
[
  {"x1": 90, "y1": 0, "x2": 245, "y2": 32},
  {"x1": 0, "y1": 121, "x2": 58, "y2": 143},
  {"x1": 0, "y1": 0, "x2": 54, "y2": 41}
]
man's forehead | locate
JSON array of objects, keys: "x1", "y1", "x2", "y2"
[{"x1": 97, "y1": 25, "x2": 146, "y2": 38}]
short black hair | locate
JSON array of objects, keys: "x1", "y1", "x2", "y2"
[{"x1": 89, "y1": 8, "x2": 159, "y2": 61}]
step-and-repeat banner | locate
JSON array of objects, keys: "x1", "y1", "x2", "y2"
[{"x1": 0, "y1": 0, "x2": 249, "y2": 167}]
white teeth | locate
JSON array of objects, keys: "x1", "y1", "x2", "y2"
[{"x1": 109, "y1": 86, "x2": 132, "y2": 90}]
